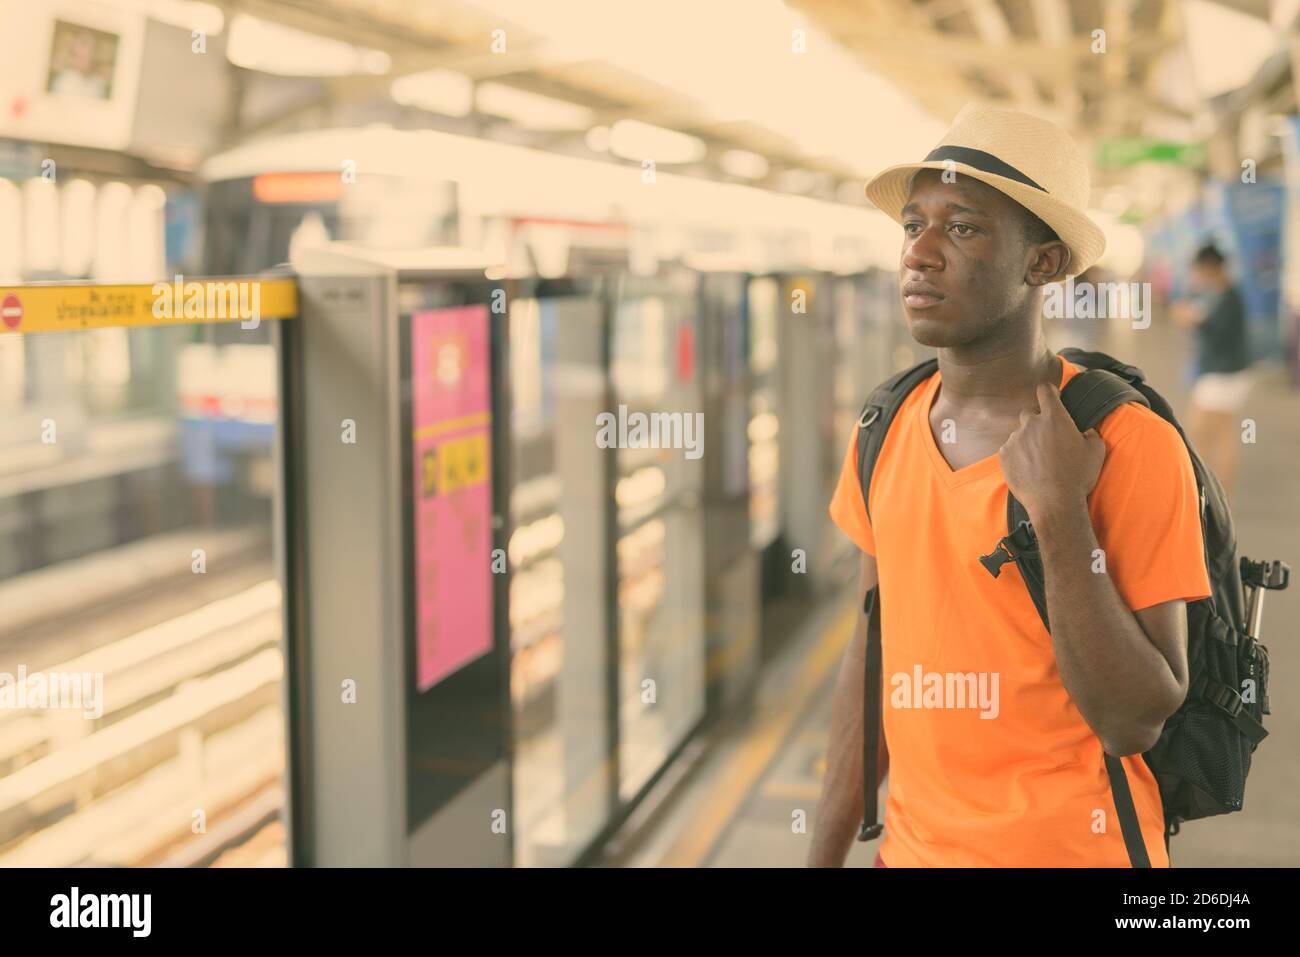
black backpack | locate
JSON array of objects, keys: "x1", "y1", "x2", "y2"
[{"x1": 853, "y1": 347, "x2": 1284, "y2": 867}]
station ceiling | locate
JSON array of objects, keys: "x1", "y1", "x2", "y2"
[
  {"x1": 212, "y1": 0, "x2": 1286, "y2": 201},
  {"x1": 229, "y1": 0, "x2": 872, "y2": 188}
]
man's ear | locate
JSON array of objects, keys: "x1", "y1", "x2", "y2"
[{"x1": 1026, "y1": 241, "x2": 1071, "y2": 286}]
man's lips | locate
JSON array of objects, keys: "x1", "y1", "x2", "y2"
[{"x1": 902, "y1": 281, "x2": 945, "y2": 309}]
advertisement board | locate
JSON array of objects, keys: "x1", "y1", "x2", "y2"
[{"x1": 410, "y1": 304, "x2": 493, "y2": 692}]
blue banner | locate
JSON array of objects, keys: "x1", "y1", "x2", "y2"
[{"x1": 1207, "y1": 178, "x2": 1286, "y2": 361}]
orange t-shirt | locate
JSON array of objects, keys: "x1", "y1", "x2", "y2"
[{"x1": 829, "y1": 355, "x2": 1212, "y2": 867}]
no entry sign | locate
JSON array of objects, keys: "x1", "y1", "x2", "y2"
[{"x1": 1, "y1": 293, "x2": 21, "y2": 330}]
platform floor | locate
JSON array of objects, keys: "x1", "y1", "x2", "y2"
[{"x1": 603, "y1": 319, "x2": 1300, "y2": 868}]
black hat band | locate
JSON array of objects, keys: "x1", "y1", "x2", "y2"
[{"x1": 922, "y1": 145, "x2": 1048, "y2": 193}]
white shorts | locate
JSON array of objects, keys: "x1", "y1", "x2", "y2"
[{"x1": 1192, "y1": 369, "x2": 1253, "y2": 414}]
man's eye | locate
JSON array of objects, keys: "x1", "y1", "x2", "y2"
[
  {"x1": 903, "y1": 222, "x2": 923, "y2": 235},
  {"x1": 950, "y1": 223, "x2": 976, "y2": 236}
]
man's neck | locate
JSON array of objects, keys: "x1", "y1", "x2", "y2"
[{"x1": 935, "y1": 326, "x2": 1060, "y2": 414}]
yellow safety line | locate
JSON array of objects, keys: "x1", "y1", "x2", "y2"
[
  {"x1": 413, "y1": 411, "x2": 492, "y2": 442},
  {"x1": 0, "y1": 278, "x2": 299, "y2": 335},
  {"x1": 659, "y1": 601, "x2": 855, "y2": 868}
]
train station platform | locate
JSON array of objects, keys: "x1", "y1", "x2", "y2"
[
  {"x1": 599, "y1": 321, "x2": 1300, "y2": 868},
  {"x1": 0, "y1": 251, "x2": 1291, "y2": 870}
]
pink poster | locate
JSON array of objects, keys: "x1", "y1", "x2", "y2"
[{"x1": 411, "y1": 304, "x2": 493, "y2": 692}]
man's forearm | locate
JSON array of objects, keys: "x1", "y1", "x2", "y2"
[{"x1": 1032, "y1": 498, "x2": 1184, "y2": 754}]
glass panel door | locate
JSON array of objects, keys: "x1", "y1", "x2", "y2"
[
  {"x1": 507, "y1": 293, "x2": 611, "y2": 866},
  {"x1": 611, "y1": 276, "x2": 705, "y2": 802}
]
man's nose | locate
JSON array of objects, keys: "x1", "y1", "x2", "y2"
[{"x1": 902, "y1": 225, "x2": 944, "y2": 272}]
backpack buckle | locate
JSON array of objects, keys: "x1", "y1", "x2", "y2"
[
  {"x1": 1208, "y1": 683, "x2": 1245, "y2": 718},
  {"x1": 857, "y1": 821, "x2": 884, "y2": 842},
  {"x1": 858, "y1": 406, "x2": 881, "y2": 429},
  {"x1": 978, "y1": 521, "x2": 1036, "y2": 579},
  {"x1": 1240, "y1": 634, "x2": 1259, "y2": 662},
  {"x1": 979, "y1": 543, "x2": 1014, "y2": 578}
]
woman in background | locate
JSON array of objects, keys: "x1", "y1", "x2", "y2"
[{"x1": 1171, "y1": 243, "x2": 1252, "y2": 503}]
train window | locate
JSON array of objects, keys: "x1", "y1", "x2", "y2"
[
  {"x1": 508, "y1": 297, "x2": 556, "y2": 437},
  {"x1": 82, "y1": 328, "x2": 131, "y2": 413},
  {"x1": 610, "y1": 297, "x2": 667, "y2": 401}
]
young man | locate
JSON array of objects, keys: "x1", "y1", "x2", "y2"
[
  {"x1": 808, "y1": 105, "x2": 1211, "y2": 867},
  {"x1": 1171, "y1": 243, "x2": 1252, "y2": 502}
]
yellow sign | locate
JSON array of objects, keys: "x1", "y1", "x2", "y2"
[
  {"x1": 420, "y1": 432, "x2": 489, "y2": 497},
  {"x1": 0, "y1": 278, "x2": 299, "y2": 335}
]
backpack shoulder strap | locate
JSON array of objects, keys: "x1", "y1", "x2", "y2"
[
  {"x1": 1059, "y1": 367, "x2": 1151, "y2": 432},
  {"x1": 851, "y1": 358, "x2": 934, "y2": 845},
  {"x1": 1057, "y1": 347, "x2": 1148, "y2": 387},
  {"x1": 992, "y1": 358, "x2": 1154, "y2": 869},
  {"x1": 857, "y1": 586, "x2": 885, "y2": 843},
  {"x1": 855, "y1": 358, "x2": 938, "y2": 521}
]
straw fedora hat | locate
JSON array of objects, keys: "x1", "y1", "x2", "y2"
[{"x1": 864, "y1": 104, "x2": 1106, "y2": 276}]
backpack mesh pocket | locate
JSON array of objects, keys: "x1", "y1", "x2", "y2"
[{"x1": 1151, "y1": 706, "x2": 1249, "y2": 820}]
